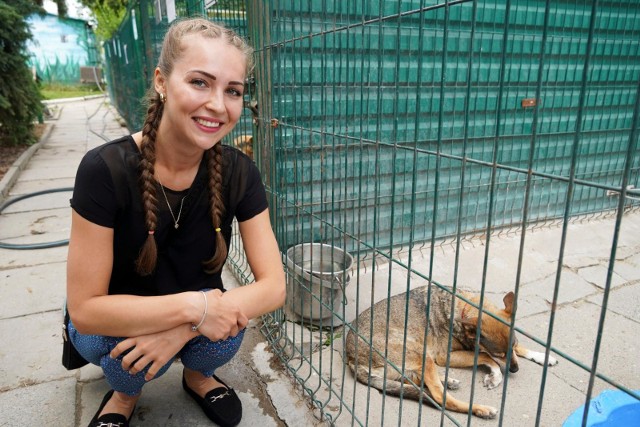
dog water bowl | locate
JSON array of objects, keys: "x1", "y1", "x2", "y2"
[
  {"x1": 284, "y1": 243, "x2": 353, "y2": 324},
  {"x1": 563, "y1": 389, "x2": 640, "y2": 427}
]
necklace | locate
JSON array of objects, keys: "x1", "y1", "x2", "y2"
[{"x1": 157, "y1": 177, "x2": 186, "y2": 229}]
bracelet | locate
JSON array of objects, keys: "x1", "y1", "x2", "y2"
[{"x1": 191, "y1": 291, "x2": 208, "y2": 332}]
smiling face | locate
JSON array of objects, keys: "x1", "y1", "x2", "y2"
[{"x1": 154, "y1": 34, "x2": 246, "y2": 152}]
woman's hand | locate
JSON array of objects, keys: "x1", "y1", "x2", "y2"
[
  {"x1": 197, "y1": 289, "x2": 248, "y2": 341},
  {"x1": 111, "y1": 324, "x2": 192, "y2": 381}
]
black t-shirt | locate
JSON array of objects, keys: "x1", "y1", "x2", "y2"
[{"x1": 70, "y1": 135, "x2": 268, "y2": 296}]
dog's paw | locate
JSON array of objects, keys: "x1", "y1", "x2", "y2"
[
  {"x1": 472, "y1": 404, "x2": 498, "y2": 419},
  {"x1": 445, "y1": 377, "x2": 460, "y2": 390},
  {"x1": 483, "y1": 371, "x2": 503, "y2": 389},
  {"x1": 528, "y1": 350, "x2": 558, "y2": 366}
]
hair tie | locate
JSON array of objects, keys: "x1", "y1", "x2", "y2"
[
  {"x1": 215, "y1": 228, "x2": 221, "y2": 233},
  {"x1": 148, "y1": 230, "x2": 155, "y2": 235}
]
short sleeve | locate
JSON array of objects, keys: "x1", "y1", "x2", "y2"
[
  {"x1": 234, "y1": 157, "x2": 268, "y2": 222},
  {"x1": 70, "y1": 150, "x2": 118, "y2": 228}
]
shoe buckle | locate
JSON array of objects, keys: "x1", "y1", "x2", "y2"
[
  {"x1": 209, "y1": 390, "x2": 230, "y2": 402},
  {"x1": 96, "y1": 423, "x2": 123, "y2": 427}
]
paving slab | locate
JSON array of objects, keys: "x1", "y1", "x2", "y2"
[
  {"x1": 0, "y1": 378, "x2": 77, "y2": 426},
  {"x1": 0, "y1": 206, "x2": 71, "y2": 238},
  {"x1": 541, "y1": 298, "x2": 640, "y2": 395},
  {"x1": 591, "y1": 283, "x2": 640, "y2": 321},
  {"x1": 575, "y1": 264, "x2": 628, "y2": 289},
  {"x1": 6, "y1": 178, "x2": 76, "y2": 198},
  {"x1": 0, "y1": 311, "x2": 74, "y2": 389},
  {"x1": 0, "y1": 261, "x2": 66, "y2": 319},
  {"x1": 0, "y1": 246, "x2": 69, "y2": 269},
  {"x1": 519, "y1": 268, "x2": 596, "y2": 307}
]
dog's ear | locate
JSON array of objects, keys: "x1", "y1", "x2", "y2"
[
  {"x1": 456, "y1": 316, "x2": 478, "y2": 327},
  {"x1": 503, "y1": 292, "x2": 515, "y2": 315}
]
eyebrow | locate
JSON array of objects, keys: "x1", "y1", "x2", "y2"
[
  {"x1": 189, "y1": 70, "x2": 243, "y2": 86},
  {"x1": 190, "y1": 70, "x2": 216, "y2": 80}
]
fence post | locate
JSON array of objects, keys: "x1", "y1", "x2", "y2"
[
  {"x1": 186, "y1": 0, "x2": 205, "y2": 17},
  {"x1": 247, "y1": 0, "x2": 275, "y2": 211}
]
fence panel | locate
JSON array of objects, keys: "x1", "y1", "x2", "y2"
[{"x1": 246, "y1": 0, "x2": 640, "y2": 425}]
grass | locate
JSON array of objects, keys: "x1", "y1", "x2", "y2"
[{"x1": 40, "y1": 83, "x2": 103, "y2": 100}]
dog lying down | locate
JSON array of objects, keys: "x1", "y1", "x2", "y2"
[{"x1": 345, "y1": 285, "x2": 558, "y2": 419}]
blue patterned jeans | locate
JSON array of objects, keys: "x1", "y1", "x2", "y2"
[{"x1": 68, "y1": 319, "x2": 245, "y2": 396}]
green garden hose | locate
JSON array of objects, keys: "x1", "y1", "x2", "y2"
[{"x1": 0, "y1": 187, "x2": 73, "y2": 249}]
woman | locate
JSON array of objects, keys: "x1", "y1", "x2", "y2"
[{"x1": 66, "y1": 18, "x2": 285, "y2": 427}]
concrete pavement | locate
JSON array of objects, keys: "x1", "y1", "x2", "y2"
[{"x1": 0, "y1": 96, "x2": 319, "y2": 427}]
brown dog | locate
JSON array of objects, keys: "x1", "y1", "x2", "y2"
[
  {"x1": 233, "y1": 134, "x2": 253, "y2": 159},
  {"x1": 345, "y1": 285, "x2": 557, "y2": 419}
]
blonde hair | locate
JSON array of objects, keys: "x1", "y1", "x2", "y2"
[
  {"x1": 157, "y1": 18, "x2": 254, "y2": 79},
  {"x1": 135, "y1": 18, "x2": 254, "y2": 275}
]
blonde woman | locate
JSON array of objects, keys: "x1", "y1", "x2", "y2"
[{"x1": 66, "y1": 18, "x2": 285, "y2": 427}]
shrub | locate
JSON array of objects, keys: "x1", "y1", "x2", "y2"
[{"x1": 0, "y1": 0, "x2": 44, "y2": 146}]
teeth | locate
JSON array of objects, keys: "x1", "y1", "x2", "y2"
[{"x1": 195, "y1": 118, "x2": 220, "y2": 128}]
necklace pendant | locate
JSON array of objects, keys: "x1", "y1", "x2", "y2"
[{"x1": 157, "y1": 177, "x2": 186, "y2": 231}]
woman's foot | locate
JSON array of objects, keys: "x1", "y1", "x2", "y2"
[
  {"x1": 183, "y1": 368, "x2": 226, "y2": 397},
  {"x1": 100, "y1": 390, "x2": 139, "y2": 419},
  {"x1": 88, "y1": 390, "x2": 139, "y2": 427},
  {"x1": 182, "y1": 368, "x2": 242, "y2": 427}
]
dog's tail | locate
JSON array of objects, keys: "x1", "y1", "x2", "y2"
[{"x1": 348, "y1": 361, "x2": 434, "y2": 404}]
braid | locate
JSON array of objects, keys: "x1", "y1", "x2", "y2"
[
  {"x1": 135, "y1": 94, "x2": 163, "y2": 275},
  {"x1": 203, "y1": 143, "x2": 227, "y2": 273}
]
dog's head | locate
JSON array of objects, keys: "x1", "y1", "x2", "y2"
[
  {"x1": 457, "y1": 292, "x2": 520, "y2": 373},
  {"x1": 233, "y1": 134, "x2": 253, "y2": 159}
]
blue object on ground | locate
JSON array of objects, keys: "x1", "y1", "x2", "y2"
[{"x1": 563, "y1": 389, "x2": 640, "y2": 427}]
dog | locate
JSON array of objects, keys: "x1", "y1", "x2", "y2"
[
  {"x1": 345, "y1": 285, "x2": 558, "y2": 419},
  {"x1": 233, "y1": 134, "x2": 253, "y2": 159}
]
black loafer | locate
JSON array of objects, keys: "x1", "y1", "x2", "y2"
[
  {"x1": 88, "y1": 389, "x2": 135, "y2": 427},
  {"x1": 182, "y1": 373, "x2": 242, "y2": 427}
]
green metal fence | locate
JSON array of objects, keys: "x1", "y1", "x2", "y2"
[
  {"x1": 252, "y1": 0, "x2": 640, "y2": 254},
  {"x1": 105, "y1": 0, "x2": 640, "y2": 425}
]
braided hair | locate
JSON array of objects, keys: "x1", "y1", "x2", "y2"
[{"x1": 135, "y1": 18, "x2": 254, "y2": 276}]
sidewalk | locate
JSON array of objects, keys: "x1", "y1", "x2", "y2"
[{"x1": 0, "y1": 96, "x2": 319, "y2": 426}]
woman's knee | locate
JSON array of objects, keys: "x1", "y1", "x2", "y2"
[
  {"x1": 68, "y1": 322, "x2": 121, "y2": 366},
  {"x1": 69, "y1": 322, "x2": 176, "y2": 394},
  {"x1": 180, "y1": 330, "x2": 245, "y2": 374},
  {"x1": 101, "y1": 353, "x2": 175, "y2": 395}
]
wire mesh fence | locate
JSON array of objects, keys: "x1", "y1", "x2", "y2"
[{"x1": 104, "y1": 0, "x2": 640, "y2": 425}]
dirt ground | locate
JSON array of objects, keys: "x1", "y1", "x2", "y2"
[{"x1": 0, "y1": 123, "x2": 48, "y2": 180}]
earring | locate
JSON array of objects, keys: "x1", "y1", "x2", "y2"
[{"x1": 159, "y1": 92, "x2": 166, "y2": 103}]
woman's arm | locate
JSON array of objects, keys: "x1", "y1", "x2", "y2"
[
  {"x1": 221, "y1": 209, "x2": 286, "y2": 319},
  {"x1": 66, "y1": 210, "x2": 242, "y2": 337}
]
